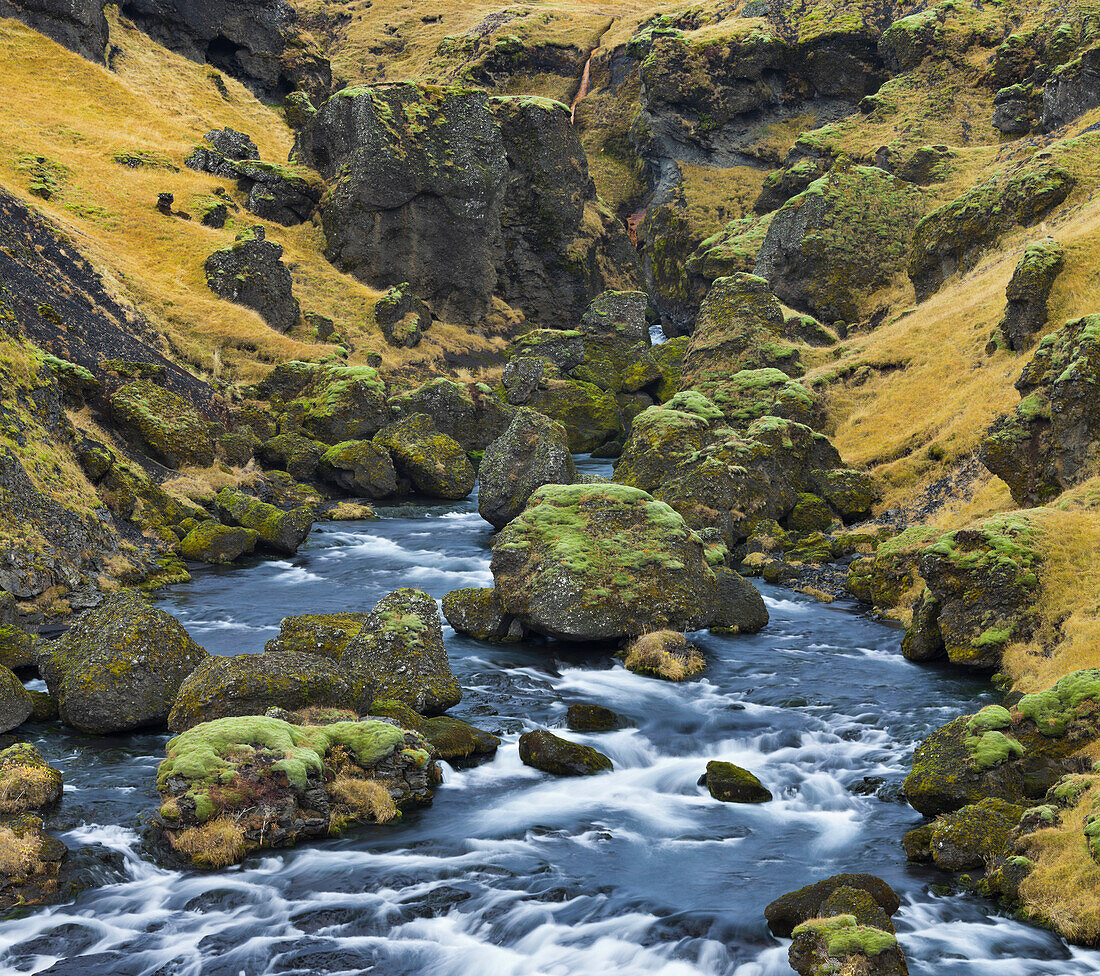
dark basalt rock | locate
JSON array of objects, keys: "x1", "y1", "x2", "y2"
[
  {"x1": 388, "y1": 377, "x2": 515, "y2": 452},
  {"x1": 565, "y1": 703, "x2": 620, "y2": 732},
  {"x1": 765, "y1": 873, "x2": 901, "y2": 938},
  {"x1": 1042, "y1": 46, "x2": 1100, "y2": 132},
  {"x1": 999, "y1": 239, "x2": 1064, "y2": 352},
  {"x1": 703, "y1": 760, "x2": 772, "y2": 803},
  {"x1": 518, "y1": 728, "x2": 613, "y2": 776},
  {"x1": 0, "y1": 0, "x2": 108, "y2": 62},
  {"x1": 204, "y1": 226, "x2": 300, "y2": 333}
]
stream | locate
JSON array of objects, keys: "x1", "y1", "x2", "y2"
[{"x1": 1, "y1": 459, "x2": 1098, "y2": 975}]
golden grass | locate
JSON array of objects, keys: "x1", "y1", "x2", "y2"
[
  {"x1": 168, "y1": 816, "x2": 247, "y2": 868},
  {"x1": 622, "y1": 630, "x2": 705, "y2": 681},
  {"x1": 0, "y1": 826, "x2": 44, "y2": 877},
  {"x1": 161, "y1": 464, "x2": 260, "y2": 505},
  {"x1": 329, "y1": 776, "x2": 398, "y2": 823},
  {"x1": 0, "y1": 767, "x2": 59, "y2": 814},
  {"x1": 323, "y1": 502, "x2": 377, "y2": 521}
]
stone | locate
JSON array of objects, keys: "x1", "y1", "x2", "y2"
[
  {"x1": 441, "y1": 587, "x2": 525, "y2": 643},
  {"x1": 107, "y1": 381, "x2": 215, "y2": 469},
  {"x1": 38, "y1": 592, "x2": 208, "y2": 734},
  {"x1": 264, "y1": 612, "x2": 367, "y2": 660},
  {"x1": 374, "y1": 284, "x2": 432, "y2": 348},
  {"x1": 1042, "y1": 46, "x2": 1100, "y2": 131},
  {"x1": 258, "y1": 433, "x2": 327, "y2": 481},
  {"x1": 905, "y1": 797, "x2": 1026, "y2": 870},
  {"x1": 388, "y1": 378, "x2": 515, "y2": 451},
  {"x1": 204, "y1": 226, "x2": 300, "y2": 333},
  {"x1": 0, "y1": 665, "x2": 31, "y2": 733},
  {"x1": 765, "y1": 874, "x2": 902, "y2": 937},
  {"x1": 704, "y1": 760, "x2": 772, "y2": 803},
  {"x1": 373, "y1": 415, "x2": 475, "y2": 500},
  {"x1": 478, "y1": 408, "x2": 577, "y2": 528},
  {"x1": 1000, "y1": 239, "x2": 1065, "y2": 351},
  {"x1": 167, "y1": 652, "x2": 361, "y2": 732},
  {"x1": 215, "y1": 488, "x2": 314, "y2": 555},
  {"x1": 0, "y1": 743, "x2": 62, "y2": 812},
  {"x1": 318, "y1": 441, "x2": 397, "y2": 498},
  {"x1": 520, "y1": 379, "x2": 623, "y2": 453},
  {"x1": 518, "y1": 729, "x2": 613, "y2": 776},
  {"x1": 178, "y1": 522, "x2": 259, "y2": 564},
  {"x1": 565, "y1": 703, "x2": 619, "y2": 732}
]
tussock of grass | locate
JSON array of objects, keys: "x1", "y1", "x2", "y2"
[
  {"x1": 329, "y1": 776, "x2": 398, "y2": 823},
  {"x1": 623, "y1": 630, "x2": 704, "y2": 681},
  {"x1": 161, "y1": 465, "x2": 260, "y2": 505},
  {"x1": 0, "y1": 826, "x2": 45, "y2": 877},
  {"x1": 168, "y1": 816, "x2": 246, "y2": 869},
  {"x1": 0, "y1": 767, "x2": 59, "y2": 814}
]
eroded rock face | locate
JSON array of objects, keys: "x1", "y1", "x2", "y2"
[
  {"x1": 388, "y1": 378, "x2": 515, "y2": 452},
  {"x1": 294, "y1": 84, "x2": 638, "y2": 326},
  {"x1": 490, "y1": 483, "x2": 767, "y2": 641},
  {"x1": 39, "y1": 592, "x2": 208, "y2": 734},
  {"x1": 981, "y1": 315, "x2": 1100, "y2": 505},
  {"x1": 204, "y1": 226, "x2": 300, "y2": 333},
  {"x1": 999, "y1": 239, "x2": 1065, "y2": 352},
  {"x1": 0, "y1": 0, "x2": 107, "y2": 62},
  {"x1": 478, "y1": 408, "x2": 577, "y2": 528},
  {"x1": 1042, "y1": 46, "x2": 1100, "y2": 131}
]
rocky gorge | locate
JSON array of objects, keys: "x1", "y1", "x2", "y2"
[{"x1": 0, "y1": 0, "x2": 1099, "y2": 973}]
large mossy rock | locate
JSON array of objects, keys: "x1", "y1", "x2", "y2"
[
  {"x1": 569, "y1": 290, "x2": 656, "y2": 394},
  {"x1": 0, "y1": 665, "x2": 31, "y2": 733},
  {"x1": 339, "y1": 588, "x2": 461, "y2": 716},
  {"x1": 765, "y1": 874, "x2": 902, "y2": 938},
  {"x1": 704, "y1": 760, "x2": 772, "y2": 803},
  {"x1": 520, "y1": 379, "x2": 623, "y2": 452},
  {"x1": 904, "y1": 797, "x2": 1025, "y2": 869},
  {"x1": 908, "y1": 159, "x2": 1074, "y2": 300},
  {"x1": 154, "y1": 716, "x2": 437, "y2": 867},
  {"x1": 902, "y1": 515, "x2": 1041, "y2": 670},
  {"x1": 441, "y1": 587, "x2": 525, "y2": 643},
  {"x1": 0, "y1": 743, "x2": 63, "y2": 812},
  {"x1": 264, "y1": 612, "x2": 367, "y2": 659},
  {"x1": 178, "y1": 521, "x2": 259, "y2": 565},
  {"x1": 1000, "y1": 239, "x2": 1065, "y2": 351},
  {"x1": 788, "y1": 915, "x2": 907, "y2": 976},
  {"x1": 167, "y1": 651, "x2": 360, "y2": 732},
  {"x1": 258, "y1": 432, "x2": 328, "y2": 482},
  {"x1": 0, "y1": 813, "x2": 73, "y2": 914},
  {"x1": 388, "y1": 378, "x2": 515, "y2": 451},
  {"x1": 615, "y1": 392, "x2": 853, "y2": 546},
  {"x1": 204, "y1": 226, "x2": 300, "y2": 332},
  {"x1": 478, "y1": 408, "x2": 577, "y2": 528},
  {"x1": 39, "y1": 592, "x2": 208, "y2": 734},
  {"x1": 490, "y1": 483, "x2": 767, "y2": 641},
  {"x1": 318, "y1": 440, "x2": 397, "y2": 498},
  {"x1": 368, "y1": 699, "x2": 499, "y2": 766},
  {"x1": 756, "y1": 162, "x2": 926, "y2": 323},
  {"x1": 373, "y1": 414, "x2": 475, "y2": 500},
  {"x1": 902, "y1": 682, "x2": 1100, "y2": 817},
  {"x1": 215, "y1": 488, "x2": 314, "y2": 555},
  {"x1": 294, "y1": 84, "x2": 637, "y2": 327},
  {"x1": 518, "y1": 728, "x2": 612, "y2": 776},
  {"x1": 289, "y1": 364, "x2": 389, "y2": 445},
  {"x1": 107, "y1": 381, "x2": 215, "y2": 469},
  {"x1": 980, "y1": 315, "x2": 1100, "y2": 506}
]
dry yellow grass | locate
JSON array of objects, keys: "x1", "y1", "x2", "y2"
[
  {"x1": 0, "y1": 826, "x2": 44, "y2": 877},
  {"x1": 622, "y1": 630, "x2": 705, "y2": 681},
  {"x1": 161, "y1": 464, "x2": 261, "y2": 505},
  {"x1": 329, "y1": 776, "x2": 398, "y2": 823},
  {"x1": 168, "y1": 816, "x2": 247, "y2": 868},
  {"x1": 0, "y1": 767, "x2": 60, "y2": 814}
]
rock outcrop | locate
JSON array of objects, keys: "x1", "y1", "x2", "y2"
[
  {"x1": 373, "y1": 414, "x2": 475, "y2": 500},
  {"x1": 204, "y1": 227, "x2": 300, "y2": 333}
]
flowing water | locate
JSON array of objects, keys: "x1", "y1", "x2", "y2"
[{"x1": 2, "y1": 460, "x2": 1098, "y2": 976}]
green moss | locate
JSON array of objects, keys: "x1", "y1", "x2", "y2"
[
  {"x1": 1017, "y1": 670, "x2": 1100, "y2": 737},
  {"x1": 791, "y1": 914, "x2": 898, "y2": 957},
  {"x1": 965, "y1": 729, "x2": 1025, "y2": 769},
  {"x1": 966, "y1": 704, "x2": 1013, "y2": 734}
]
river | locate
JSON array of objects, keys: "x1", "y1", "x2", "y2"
[{"x1": 2, "y1": 461, "x2": 1098, "y2": 975}]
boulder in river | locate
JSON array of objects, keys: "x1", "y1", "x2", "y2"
[
  {"x1": 565, "y1": 703, "x2": 620, "y2": 733},
  {"x1": 490, "y1": 483, "x2": 768, "y2": 641},
  {"x1": 154, "y1": 715, "x2": 437, "y2": 867},
  {"x1": 0, "y1": 665, "x2": 31, "y2": 733},
  {"x1": 368, "y1": 699, "x2": 500, "y2": 766},
  {"x1": 39, "y1": 592, "x2": 208, "y2": 734},
  {"x1": 0, "y1": 743, "x2": 62, "y2": 813},
  {"x1": 703, "y1": 760, "x2": 772, "y2": 803},
  {"x1": 340, "y1": 588, "x2": 461, "y2": 716},
  {"x1": 215, "y1": 488, "x2": 314, "y2": 555},
  {"x1": 178, "y1": 521, "x2": 258, "y2": 565},
  {"x1": 373, "y1": 414, "x2": 475, "y2": 500},
  {"x1": 518, "y1": 729, "x2": 613, "y2": 776},
  {"x1": 167, "y1": 651, "x2": 361, "y2": 732},
  {"x1": 441, "y1": 587, "x2": 525, "y2": 644},
  {"x1": 0, "y1": 814, "x2": 73, "y2": 913},
  {"x1": 765, "y1": 873, "x2": 902, "y2": 938}
]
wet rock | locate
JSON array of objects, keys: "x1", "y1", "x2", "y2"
[
  {"x1": 39, "y1": 592, "x2": 208, "y2": 734},
  {"x1": 788, "y1": 914, "x2": 908, "y2": 976},
  {"x1": 703, "y1": 760, "x2": 772, "y2": 803},
  {"x1": 368, "y1": 700, "x2": 499, "y2": 766},
  {"x1": 265, "y1": 612, "x2": 367, "y2": 660},
  {"x1": 0, "y1": 813, "x2": 73, "y2": 913},
  {"x1": 565, "y1": 703, "x2": 619, "y2": 733},
  {"x1": 765, "y1": 874, "x2": 902, "y2": 937},
  {"x1": 999, "y1": 239, "x2": 1065, "y2": 352},
  {"x1": 981, "y1": 315, "x2": 1100, "y2": 505},
  {"x1": 178, "y1": 522, "x2": 259, "y2": 565},
  {"x1": 0, "y1": 666, "x2": 31, "y2": 733},
  {"x1": 908, "y1": 160, "x2": 1074, "y2": 300},
  {"x1": 490, "y1": 483, "x2": 767, "y2": 641},
  {"x1": 518, "y1": 729, "x2": 612, "y2": 776},
  {"x1": 478, "y1": 408, "x2": 577, "y2": 528},
  {"x1": 204, "y1": 226, "x2": 300, "y2": 333},
  {"x1": 339, "y1": 588, "x2": 461, "y2": 716},
  {"x1": 622, "y1": 630, "x2": 706, "y2": 681},
  {"x1": 904, "y1": 797, "x2": 1026, "y2": 870},
  {"x1": 441, "y1": 587, "x2": 525, "y2": 644},
  {"x1": 0, "y1": 743, "x2": 62, "y2": 812},
  {"x1": 167, "y1": 652, "x2": 360, "y2": 732},
  {"x1": 318, "y1": 441, "x2": 397, "y2": 499},
  {"x1": 373, "y1": 415, "x2": 475, "y2": 500},
  {"x1": 756, "y1": 162, "x2": 925, "y2": 323},
  {"x1": 215, "y1": 488, "x2": 313, "y2": 555},
  {"x1": 154, "y1": 716, "x2": 436, "y2": 867},
  {"x1": 388, "y1": 378, "x2": 515, "y2": 452},
  {"x1": 108, "y1": 380, "x2": 215, "y2": 469}
]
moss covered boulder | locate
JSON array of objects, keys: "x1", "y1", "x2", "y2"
[
  {"x1": 565, "y1": 703, "x2": 619, "y2": 732},
  {"x1": 374, "y1": 283, "x2": 432, "y2": 348},
  {"x1": 154, "y1": 715, "x2": 437, "y2": 866},
  {"x1": 215, "y1": 488, "x2": 314, "y2": 555},
  {"x1": 340, "y1": 588, "x2": 460, "y2": 716},
  {"x1": 0, "y1": 595, "x2": 40, "y2": 670},
  {"x1": 368, "y1": 700, "x2": 499, "y2": 766},
  {"x1": 755, "y1": 162, "x2": 926, "y2": 323},
  {"x1": 521, "y1": 378, "x2": 623, "y2": 453},
  {"x1": 788, "y1": 914, "x2": 907, "y2": 976},
  {"x1": 703, "y1": 760, "x2": 772, "y2": 803},
  {"x1": 518, "y1": 728, "x2": 612, "y2": 776},
  {"x1": 908, "y1": 159, "x2": 1074, "y2": 300},
  {"x1": 318, "y1": 440, "x2": 397, "y2": 498},
  {"x1": 980, "y1": 315, "x2": 1100, "y2": 505},
  {"x1": 373, "y1": 414, "x2": 475, "y2": 500},
  {"x1": 167, "y1": 652, "x2": 361, "y2": 732},
  {"x1": 388, "y1": 378, "x2": 515, "y2": 452},
  {"x1": 291, "y1": 364, "x2": 389, "y2": 445},
  {"x1": 0, "y1": 665, "x2": 31, "y2": 733},
  {"x1": 264, "y1": 612, "x2": 367, "y2": 659},
  {"x1": 765, "y1": 874, "x2": 902, "y2": 938},
  {"x1": 904, "y1": 797, "x2": 1026, "y2": 870},
  {"x1": 1000, "y1": 239, "x2": 1065, "y2": 351},
  {"x1": 441, "y1": 587, "x2": 525, "y2": 643},
  {"x1": 39, "y1": 592, "x2": 208, "y2": 734},
  {"x1": 258, "y1": 432, "x2": 328, "y2": 482},
  {"x1": 478, "y1": 408, "x2": 577, "y2": 529},
  {"x1": 0, "y1": 814, "x2": 73, "y2": 914},
  {"x1": 490, "y1": 483, "x2": 767, "y2": 641},
  {"x1": 108, "y1": 380, "x2": 215, "y2": 469},
  {"x1": 0, "y1": 743, "x2": 62, "y2": 813},
  {"x1": 703, "y1": 368, "x2": 818, "y2": 429},
  {"x1": 509, "y1": 329, "x2": 586, "y2": 372},
  {"x1": 178, "y1": 522, "x2": 259, "y2": 565}
]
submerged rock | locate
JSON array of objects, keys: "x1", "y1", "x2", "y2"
[
  {"x1": 490, "y1": 483, "x2": 767, "y2": 641},
  {"x1": 565, "y1": 703, "x2": 620, "y2": 733},
  {"x1": 518, "y1": 729, "x2": 613, "y2": 776},
  {"x1": 39, "y1": 592, "x2": 208, "y2": 734}
]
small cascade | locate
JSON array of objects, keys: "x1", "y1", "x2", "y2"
[{"x1": 570, "y1": 52, "x2": 594, "y2": 123}]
